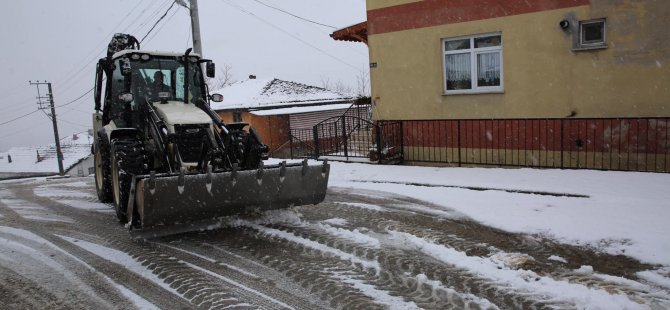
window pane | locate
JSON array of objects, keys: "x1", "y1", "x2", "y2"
[
  {"x1": 446, "y1": 53, "x2": 471, "y2": 90},
  {"x1": 477, "y1": 52, "x2": 500, "y2": 87},
  {"x1": 582, "y1": 22, "x2": 604, "y2": 44},
  {"x1": 474, "y1": 35, "x2": 501, "y2": 48},
  {"x1": 445, "y1": 39, "x2": 470, "y2": 51}
]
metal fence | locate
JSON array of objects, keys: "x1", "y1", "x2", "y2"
[
  {"x1": 289, "y1": 128, "x2": 314, "y2": 159},
  {"x1": 289, "y1": 118, "x2": 403, "y2": 163},
  {"x1": 389, "y1": 117, "x2": 670, "y2": 172}
]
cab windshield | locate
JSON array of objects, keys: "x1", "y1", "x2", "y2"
[{"x1": 128, "y1": 56, "x2": 204, "y2": 104}]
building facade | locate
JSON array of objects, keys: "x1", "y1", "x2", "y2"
[{"x1": 366, "y1": 0, "x2": 670, "y2": 171}]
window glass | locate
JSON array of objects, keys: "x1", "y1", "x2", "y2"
[
  {"x1": 477, "y1": 52, "x2": 501, "y2": 87},
  {"x1": 445, "y1": 39, "x2": 470, "y2": 51},
  {"x1": 443, "y1": 33, "x2": 502, "y2": 93},
  {"x1": 175, "y1": 67, "x2": 185, "y2": 99},
  {"x1": 445, "y1": 53, "x2": 472, "y2": 90},
  {"x1": 474, "y1": 35, "x2": 501, "y2": 48},
  {"x1": 581, "y1": 21, "x2": 604, "y2": 44}
]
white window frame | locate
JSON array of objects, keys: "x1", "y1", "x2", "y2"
[
  {"x1": 578, "y1": 19, "x2": 607, "y2": 48},
  {"x1": 442, "y1": 33, "x2": 504, "y2": 95}
]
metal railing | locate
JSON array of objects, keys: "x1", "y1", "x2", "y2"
[
  {"x1": 289, "y1": 128, "x2": 315, "y2": 159},
  {"x1": 390, "y1": 117, "x2": 670, "y2": 172}
]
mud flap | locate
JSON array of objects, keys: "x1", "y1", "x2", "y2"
[{"x1": 129, "y1": 160, "x2": 329, "y2": 238}]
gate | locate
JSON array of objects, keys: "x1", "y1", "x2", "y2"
[{"x1": 310, "y1": 116, "x2": 403, "y2": 163}]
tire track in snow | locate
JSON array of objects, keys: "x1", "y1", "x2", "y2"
[
  {"x1": 148, "y1": 239, "x2": 327, "y2": 309},
  {"x1": 0, "y1": 227, "x2": 136, "y2": 309},
  {"x1": 7, "y1": 182, "x2": 264, "y2": 309},
  {"x1": 231, "y1": 218, "x2": 498, "y2": 309},
  {"x1": 200, "y1": 226, "x2": 385, "y2": 309},
  {"x1": 315, "y1": 189, "x2": 669, "y2": 308}
]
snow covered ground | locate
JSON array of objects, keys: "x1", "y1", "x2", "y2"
[
  {"x1": 323, "y1": 161, "x2": 670, "y2": 288},
  {"x1": 321, "y1": 161, "x2": 670, "y2": 265},
  {"x1": 2, "y1": 159, "x2": 669, "y2": 309},
  {"x1": 0, "y1": 134, "x2": 92, "y2": 173}
]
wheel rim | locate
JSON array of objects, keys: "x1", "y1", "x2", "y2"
[
  {"x1": 95, "y1": 148, "x2": 103, "y2": 190},
  {"x1": 111, "y1": 154, "x2": 121, "y2": 206}
]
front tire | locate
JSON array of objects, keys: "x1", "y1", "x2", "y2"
[
  {"x1": 94, "y1": 141, "x2": 112, "y2": 202},
  {"x1": 111, "y1": 139, "x2": 145, "y2": 223}
]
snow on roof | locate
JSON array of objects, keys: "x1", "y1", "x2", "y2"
[
  {"x1": 0, "y1": 134, "x2": 93, "y2": 173},
  {"x1": 210, "y1": 78, "x2": 354, "y2": 111},
  {"x1": 250, "y1": 103, "x2": 353, "y2": 116}
]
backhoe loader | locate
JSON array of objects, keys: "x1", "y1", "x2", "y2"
[{"x1": 92, "y1": 34, "x2": 329, "y2": 238}]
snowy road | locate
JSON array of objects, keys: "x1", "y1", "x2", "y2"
[{"x1": 1, "y1": 176, "x2": 669, "y2": 309}]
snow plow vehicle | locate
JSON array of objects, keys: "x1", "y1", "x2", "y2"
[{"x1": 92, "y1": 34, "x2": 329, "y2": 238}]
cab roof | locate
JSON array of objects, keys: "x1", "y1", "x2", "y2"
[{"x1": 111, "y1": 49, "x2": 202, "y2": 60}]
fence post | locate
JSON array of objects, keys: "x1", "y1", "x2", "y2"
[
  {"x1": 342, "y1": 117, "x2": 348, "y2": 158},
  {"x1": 560, "y1": 119, "x2": 564, "y2": 169},
  {"x1": 313, "y1": 126, "x2": 320, "y2": 159},
  {"x1": 400, "y1": 121, "x2": 404, "y2": 161},
  {"x1": 457, "y1": 120, "x2": 462, "y2": 167},
  {"x1": 289, "y1": 131, "x2": 294, "y2": 159},
  {"x1": 376, "y1": 121, "x2": 383, "y2": 163}
]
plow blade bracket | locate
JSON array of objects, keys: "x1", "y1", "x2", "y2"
[{"x1": 129, "y1": 161, "x2": 329, "y2": 238}]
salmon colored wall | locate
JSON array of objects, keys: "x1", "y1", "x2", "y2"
[
  {"x1": 366, "y1": 0, "x2": 670, "y2": 120},
  {"x1": 216, "y1": 111, "x2": 290, "y2": 153}
]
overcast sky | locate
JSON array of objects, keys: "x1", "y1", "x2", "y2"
[{"x1": 0, "y1": 0, "x2": 368, "y2": 151}]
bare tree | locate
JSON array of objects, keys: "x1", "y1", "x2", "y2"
[
  {"x1": 319, "y1": 76, "x2": 332, "y2": 90},
  {"x1": 320, "y1": 76, "x2": 354, "y2": 96},
  {"x1": 355, "y1": 69, "x2": 371, "y2": 97},
  {"x1": 206, "y1": 63, "x2": 237, "y2": 91},
  {"x1": 320, "y1": 69, "x2": 370, "y2": 98}
]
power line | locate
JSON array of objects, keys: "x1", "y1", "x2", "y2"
[
  {"x1": 252, "y1": 0, "x2": 336, "y2": 29},
  {"x1": 55, "y1": 0, "x2": 148, "y2": 86},
  {"x1": 220, "y1": 0, "x2": 360, "y2": 71},
  {"x1": 0, "y1": 122, "x2": 37, "y2": 140},
  {"x1": 140, "y1": 1, "x2": 178, "y2": 43},
  {"x1": 132, "y1": 0, "x2": 172, "y2": 35},
  {"x1": 43, "y1": 1, "x2": 171, "y2": 118},
  {"x1": 58, "y1": 118, "x2": 90, "y2": 128},
  {"x1": 56, "y1": 87, "x2": 94, "y2": 108},
  {"x1": 0, "y1": 109, "x2": 39, "y2": 126},
  {"x1": 145, "y1": 5, "x2": 182, "y2": 45},
  {"x1": 0, "y1": 1, "x2": 165, "y2": 130}
]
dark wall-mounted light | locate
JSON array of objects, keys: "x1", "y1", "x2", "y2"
[{"x1": 559, "y1": 20, "x2": 570, "y2": 30}]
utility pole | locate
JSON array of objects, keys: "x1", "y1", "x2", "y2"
[
  {"x1": 189, "y1": 0, "x2": 203, "y2": 57},
  {"x1": 29, "y1": 81, "x2": 65, "y2": 176}
]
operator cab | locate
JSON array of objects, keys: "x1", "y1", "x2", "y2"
[{"x1": 95, "y1": 50, "x2": 218, "y2": 129}]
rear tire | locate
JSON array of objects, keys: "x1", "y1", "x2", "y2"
[
  {"x1": 94, "y1": 141, "x2": 113, "y2": 202},
  {"x1": 111, "y1": 139, "x2": 145, "y2": 223}
]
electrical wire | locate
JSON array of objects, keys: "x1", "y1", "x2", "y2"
[
  {"x1": 49, "y1": 0, "x2": 165, "y2": 99},
  {"x1": 131, "y1": 0, "x2": 172, "y2": 36},
  {"x1": 0, "y1": 109, "x2": 40, "y2": 126},
  {"x1": 0, "y1": 1, "x2": 165, "y2": 129},
  {"x1": 58, "y1": 118, "x2": 90, "y2": 128},
  {"x1": 56, "y1": 87, "x2": 94, "y2": 108},
  {"x1": 140, "y1": 1, "x2": 178, "y2": 43},
  {"x1": 144, "y1": 6, "x2": 182, "y2": 45},
  {"x1": 251, "y1": 0, "x2": 336, "y2": 29},
  {"x1": 0, "y1": 122, "x2": 37, "y2": 140},
  {"x1": 219, "y1": 0, "x2": 360, "y2": 71},
  {"x1": 55, "y1": 0, "x2": 148, "y2": 86},
  {"x1": 0, "y1": 98, "x2": 39, "y2": 115}
]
